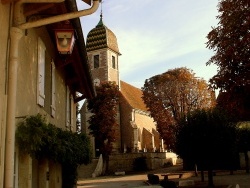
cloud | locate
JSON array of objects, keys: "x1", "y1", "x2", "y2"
[{"x1": 78, "y1": 0, "x2": 219, "y2": 88}]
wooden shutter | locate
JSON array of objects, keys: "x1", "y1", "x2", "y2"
[{"x1": 37, "y1": 38, "x2": 46, "y2": 107}]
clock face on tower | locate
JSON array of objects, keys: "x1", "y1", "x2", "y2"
[{"x1": 94, "y1": 78, "x2": 100, "y2": 86}]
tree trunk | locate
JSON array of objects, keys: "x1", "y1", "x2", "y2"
[
  {"x1": 194, "y1": 164, "x2": 198, "y2": 176},
  {"x1": 244, "y1": 151, "x2": 249, "y2": 173},
  {"x1": 208, "y1": 170, "x2": 214, "y2": 187},
  {"x1": 200, "y1": 170, "x2": 204, "y2": 182},
  {"x1": 102, "y1": 153, "x2": 110, "y2": 175}
]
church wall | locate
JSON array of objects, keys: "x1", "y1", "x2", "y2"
[
  {"x1": 119, "y1": 94, "x2": 134, "y2": 152},
  {"x1": 88, "y1": 49, "x2": 108, "y2": 82},
  {"x1": 152, "y1": 129, "x2": 161, "y2": 151},
  {"x1": 134, "y1": 112, "x2": 160, "y2": 152},
  {"x1": 80, "y1": 102, "x2": 96, "y2": 156},
  {"x1": 107, "y1": 49, "x2": 119, "y2": 84}
]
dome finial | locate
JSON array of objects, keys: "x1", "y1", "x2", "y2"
[
  {"x1": 97, "y1": 0, "x2": 104, "y2": 27},
  {"x1": 100, "y1": 0, "x2": 103, "y2": 19}
]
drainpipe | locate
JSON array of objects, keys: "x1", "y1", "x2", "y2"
[
  {"x1": 17, "y1": 0, "x2": 99, "y2": 30},
  {"x1": 4, "y1": 27, "x2": 23, "y2": 188},
  {"x1": 4, "y1": 1, "x2": 100, "y2": 188}
]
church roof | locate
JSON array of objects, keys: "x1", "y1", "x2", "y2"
[
  {"x1": 120, "y1": 81, "x2": 148, "y2": 112},
  {"x1": 86, "y1": 15, "x2": 120, "y2": 54}
]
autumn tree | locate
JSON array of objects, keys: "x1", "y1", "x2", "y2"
[
  {"x1": 142, "y1": 67, "x2": 215, "y2": 149},
  {"x1": 206, "y1": 0, "x2": 250, "y2": 121},
  {"x1": 87, "y1": 81, "x2": 119, "y2": 174}
]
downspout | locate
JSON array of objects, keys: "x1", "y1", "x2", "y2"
[
  {"x1": 4, "y1": 27, "x2": 23, "y2": 188},
  {"x1": 17, "y1": 0, "x2": 99, "y2": 30},
  {"x1": 4, "y1": 1, "x2": 100, "y2": 188}
]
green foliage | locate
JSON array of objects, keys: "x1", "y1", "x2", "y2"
[
  {"x1": 16, "y1": 114, "x2": 92, "y2": 188},
  {"x1": 237, "y1": 123, "x2": 250, "y2": 152},
  {"x1": 176, "y1": 108, "x2": 238, "y2": 171}
]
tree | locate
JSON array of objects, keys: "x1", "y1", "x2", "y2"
[
  {"x1": 216, "y1": 88, "x2": 250, "y2": 121},
  {"x1": 87, "y1": 81, "x2": 119, "y2": 174},
  {"x1": 206, "y1": 0, "x2": 250, "y2": 91},
  {"x1": 142, "y1": 67, "x2": 215, "y2": 149},
  {"x1": 206, "y1": 0, "x2": 250, "y2": 121},
  {"x1": 237, "y1": 122, "x2": 250, "y2": 173},
  {"x1": 176, "y1": 108, "x2": 238, "y2": 187}
]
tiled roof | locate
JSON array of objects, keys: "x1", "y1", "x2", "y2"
[
  {"x1": 120, "y1": 81, "x2": 148, "y2": 111},
  {"x1": 86, "y1": 16, "x2": 120, "y2": 54}
]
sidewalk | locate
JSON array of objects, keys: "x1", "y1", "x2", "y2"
[{"x1": 77, "y1": 165, "x2": 250, "y2": 188}]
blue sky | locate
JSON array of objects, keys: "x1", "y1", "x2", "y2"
[{"x1": 77, "y1": 0, "x2": 220, "y2": 89}]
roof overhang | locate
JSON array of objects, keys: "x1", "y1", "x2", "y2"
[{"x1": 1, "y1": 0, "x2": 91, "y2": 5}]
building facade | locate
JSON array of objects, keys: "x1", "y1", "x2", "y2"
[{"x1": 0, "y1": 0, "x2": 98, "y2": 187}]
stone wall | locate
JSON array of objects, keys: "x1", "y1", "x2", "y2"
[{"x1": 108, "y1": 152, "x2": 178, "y2": 173}]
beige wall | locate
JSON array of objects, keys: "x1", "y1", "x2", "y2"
[
  {"x1": 0, "y1": 3, "x2": 11, "y2": 188},
  {"x1": 14, "y1": 26, "x2": 77, "y2": 188},
  {"x1": 16, "y1": 27, "x2": 71, "y2": 129}
]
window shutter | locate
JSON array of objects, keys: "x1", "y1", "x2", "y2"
[
  {"x1": 37, "y1": 38, "x2": 46, "y2": 107},
  {"x1": 51, "y1": 60, "x2": 56, "y2": 117},
  {"x1": 66, "y1": 87, "x2": 70, "y2": 129},
  {"x1": 70, "y1": 94, "x2": 74, "y2": 131}
]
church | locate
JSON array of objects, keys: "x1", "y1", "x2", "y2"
[{"x1": 80, "y1": 14, "x2": 164, "y2": 157}]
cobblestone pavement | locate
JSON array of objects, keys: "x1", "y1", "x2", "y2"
[{"x1": 77, "y1": 165, "x2": 250, "y2": 188}]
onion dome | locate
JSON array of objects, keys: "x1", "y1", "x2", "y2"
[{"x1": 86, "y1": 15, "x2": 121, "y2": 54}]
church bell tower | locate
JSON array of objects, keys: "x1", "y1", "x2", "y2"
[
  {"x1": 84, "y1": 12, "x2": 122, "y2": 154},
  {"x1": 86, "y1": 13, "x2": 121, "y2": 87}
]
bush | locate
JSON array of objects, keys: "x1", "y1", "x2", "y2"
[
  {"x1": 133, "y1": 157, "x2": 148, "y2": 171},
  {"x1": 147, "y1": 174, "x2": 159, "y2": 184},
  {"x1": 16, "y1": 114, "x2": 92, "y2": 188}
]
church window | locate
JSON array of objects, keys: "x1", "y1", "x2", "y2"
[
  {"x1": 112, "y1": 55, "x2": 116, "y2": 69},
  {"x1": 94, "y1": 55, "x2": 99, "y2": 68}
]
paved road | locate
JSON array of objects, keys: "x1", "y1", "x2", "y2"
[{"x1": 77, "y1": 166, "x2": 250, "y2": 188}]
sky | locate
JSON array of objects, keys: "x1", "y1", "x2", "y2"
[{"x1": 77, "y1": 0, "x2": 220, "y2": 89}]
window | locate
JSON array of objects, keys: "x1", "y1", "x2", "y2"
[
  {"x1": 94, "y1": 55, "x2": 99, "y2": 68},
  {"x1": 66, "y1": 87, "x2": 71, "y2": 129},
  {"x1": 37, "y1": 38, "x2": 46, "y2": 107},
  {"x1": 112, "y1": 55, "x2": 116, "y2": 69}
]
